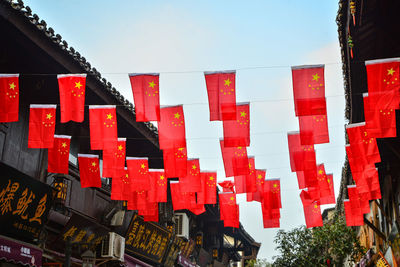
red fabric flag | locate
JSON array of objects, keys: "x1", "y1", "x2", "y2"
[
  {"x1": 204, "y1": 71, "x2": 237, "y2": 121},
  {"x1": 365, "y1": 58, "x2": 400, "y2": 94},
  {"x1": 263, "y1": 179, "x2": 282, "y2": 210},
  {"x1": 163, "y1": 145, "x2": 188, "y2": 178},
  {"x1": 47, "y1": 135, "x2": 71, "y2": 174},
  {"x1": 111, "y1": 167, "x2": 129, "y2": 200},
  {"x1": 302, "y1": 201, "x2": 323, "y2": 228},
  {"x1": 170, "y1": 181, "x2": 196, "y2": 211},
  {"x1": 220, "y1": 140, "x2": 250, "y2": 177},
  {"x1": 188, "y1": 203, "x2": 206, "y2": 215},
  {"x1": 347, "y1": 185, "x2": 370, "y2": 214},
  {"x1": 28, "y1": 104, "x2": 57, "y2": 148},
  {"x1": 346, "y1": 122, "x2": 381, "y2": 164},
  {"x1": 89, "y1": 105, "x2": 118, "y2": 150},
  {"x1": 296, "y1": 169, "x2": 318, "y2": 189},
  {"x1": 292, "y1": 65, "x2": 327, "y2": 116},
  {"x1": 142, "y1": 203, "x2": 159, "y2": 222},
  {"x1": 218, "y1": 180, "x2": 235, "y2": 193},
  {"x1": 316, "y1": 164, "x2": 331, "y2": 199},
  {"x1": 198, "y1": 172, "x2": 217, "y2": 204},
  {"x1": 300, "y1": 188, "x2": 320, "y2": 206},
  {"x1": 319, "y1": 174, "x2": 335, "y2": 205},
  {"x1": 245, "y1": 157, "x2": 257, "y2": 193},
  {"x1": 158, "y1": 105, "x2": 186, "y2": 150},
  {"x1": 261, "y1": 203, "x2": 280, "y2": 228},
  {"x1": 78, "y1": 154, "x2": 101, "y2": 188},
  {"x1": 0, "y1": 74, "x2": 19, "y2": 122},
  {"x1": 128, "y1": 190, "x2": 148, "y2": 211},
  {"x1": 126, "y1": 157, "x2": 150, "y2": 191},
  {"x1": 247, "y1": 169, "x2": 266, "y2": 202},
  {"x1": 148, "y1": 169, "x2": 167, "y2": 203},
  {"x1": 222, "y1": 103, "x2": 250, "y2": 147},
  {"x1": 180, "y1": 159, "x2": 201, "y2": 193},
  {"x1": 219, "y1": 193, "x2": 239, "y2": 228},
  {"x1": 128, "y1": 73, "x2": 160, "y2": 122},
  {"x1": 102, "y1": 138, "x2": 126, "y2": 178},
  {"x1": 363, "y1": 92, "x2": 398, "y2": 138},
  {"x1": 344, "y1": 199, "x2": 364, "y2": 226},
  {"x1": 234, "y1": 175, "x2": 246, "y2": 194},
  {"x1": 298, "y1": 115, "x2": 329, "y2": 145},
  {"x1": 57, "y1": 74, "x2": 86, "y2": 123},
  {"x1": 288, "y1": 132, "x2": 317, "y2": 172}
]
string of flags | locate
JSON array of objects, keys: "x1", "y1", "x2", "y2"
[{"x1": 0, "y1": 57, "x2": 397, "y2": 228}]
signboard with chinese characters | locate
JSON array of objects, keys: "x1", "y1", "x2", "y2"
[
  {"x1": 51, "y1": 213, "x2": 109, "y2": 255},
  {"x1": 0, "y1": 234, "x2": 43, "y2": 267},
  {"x1": 164, "y1": 236, "x2": 182, "y2": 267},
  {"x1": 125, "y1": 214, "x2": 172, "y2": 264},
  {"x1": 0, "y1": 163, "x2": 53, "y2": 243}
]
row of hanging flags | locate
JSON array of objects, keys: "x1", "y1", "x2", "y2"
[{"x1": 0, "y1": 71, "x2": 281, "y2": 228}]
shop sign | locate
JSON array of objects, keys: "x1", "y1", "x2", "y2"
[
  {"x1": 163, "y1": 235, "x2": 181, "y2": 267},
  {"x1": 376, "y1": 251, "x2": 390, "y2": 267},
  {"x1": 388, "y1": 222, "x2": 400, "y2": 264},
  {"x1": 0, "y1": 234, "x2": 42, "y2": 267},
  {"x1": 125, "y1": 214, "x2": 171, "y2": 264},
  {"x1": 0, "y1": 163, "x2": 53, "y2": 242},
  {"x1": 178, "y1": 254, "x2": 197, "y2": 267}
]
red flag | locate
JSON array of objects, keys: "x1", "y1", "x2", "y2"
[
  {"x1": 128, "y1": 190, "x2": 148, "y2": 211},
  {"x1": 344, "y1": 199, "x2": 364, "y2": 226},
  {"x1": 142, "y1": 203, "x2": 159, "y2": 222},
  {"x1": 102, "y1": 138, "x2": 126, "y2": 178},
  {"x1": 0, "y1": 74, "x2": 19, "y2": 122},
  {"x1": 288, "y1": 132, "x2": 317, "y2": 172},
  {"x1": 234, "y1": 175, "x2": 246, "y2": 194},
  {"x1": 163, "y1": 145, "x2": 188, "y2": 178},
  {"x1": 219, "y1": 193, "x2": 239, "y2": 228},
  {"x1": 128, "y1": 73, "x2": 160, "y2": 122},
  {"x1": 292, "y1": 65, "x2": 326, "y2": 116},
  {"x1": 180, "y1": 159, "x2": 201, "y2": 192},
  {"x1": 47, "y1": 135, "x2": 71, "y2": 174},
  {"x1": 296, "y1": 169, "x2": 318, "y2": 189},
  {"x1": 170, "y1": 181, "x2": 196, "y2": 211},
  {"x1": 158, "y1": 105, "x2": 186, "y2": 150},
  {"x1": 301, "y1": 201, "x2": 323, "y2": 228},
  {"x1": 298, "y1": 115, "x2": 329, "y2": 145},
  {"x1": 28, "y1": 104, "x2": 57, "y2": 148},
  {"x1": 57, "y1": 74, "x2": 86, "y2": 123},
  {"x1": 244, "y1": 157, "x2": 257, "y2": 193},
  {"x1": 89, "y1": 105, "x2": 118, "y2": 150},
  {"x1": 198, "y1": 172, "x2": 217, "y2": 204},
  {"x1": 148, "y1": 169, "x2": 167, "y2": 203},
  {"x1": 247, "y1": 169, "x2": 266, "y2": 202},
  {"x1": 316, "y1": 164, "x2": 331, "y2": 198},
  {"x1": 346, "y1": 122, "x2": 381, "y2": 164},
  {"x1": 218, "y1": 180, "x2": 235, "y2": 193},
  {"x1": 261, "y1": 203, "x2": 280, "y2": 228},
  {"x1": 111, "y1": 167, "x2": 129, "y2": 200},
  {"x1": 222, "y1": 103, "x2": 250, "y2": 147},
  {"x1": 365, "y1": 57, "x2": 400, "y2": 94},
  {"x1": 363, "y1": 92, "x2": 398, "y2": 138},
  {"x1": 126, "y1": 157, "x2": 150, "y2": 192},
  {"x1": 263, "y1": 179, "x2": 282, "y2": 210},
  {"x1": 300, "y1": 188, "x2": 320, "y2": 206},
  {"x1": 78, "y1": 154, "x2": 101, "y2": 188},
  {"x1": 347, "y1": 185, "x2": 370, "y2": 214},
  {"x1": 319, "y1": 174, "x2": 335, "y2": 205},
  {"x1": 220, "y1": 140, "x2": 250, "y2": 177},
  {"x1": 204, "y1": 71, "x2": 237, "y2": 121}
]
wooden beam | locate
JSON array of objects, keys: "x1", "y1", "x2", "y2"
[{"x1": 364, "y1": 217, "x2": 386, "y2": 241}]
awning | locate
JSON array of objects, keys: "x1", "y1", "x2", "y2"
[
  {"x1": 0, "y1": 235, "x2": 42, "y2": 267},
  {"x1": 122, "y1": 254, "x2": 153, "y2": 267},
  {"x1": 177, "y1": 254, "x2": 198, "y2": 267}
]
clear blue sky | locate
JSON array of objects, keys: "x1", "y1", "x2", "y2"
[{"x1": 24, "y1": 0, "x2": 345, "y2": 261}]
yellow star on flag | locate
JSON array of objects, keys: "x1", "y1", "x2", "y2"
[
  {"x1": 209, "y1": 176, "x2": 214, "y2": 181},
  {"x1": 174, "y1": 112, "x2": 181, "y2": 119},
  {"x1": 327, "y1": 178, "x2": 331, "y2": 183},
  {"x1": 230, "y1": 197, "x2": 234, "y2": 201},
  {"x1": 148, "y1": 81, "x2": 156, "y2": 88},
  {"x1": 318, "y1": 169, "x2": 324, "y2": 175},
  {"x1": 314, "y1": 204, "x2": 318, "y2": 209},
  {"x1": 248, "y1": 163, "x2": 252, "y2": 169},
  {"x1": 178, "y1": 147, "x2": 185, "y2": 151},
  {"x1": 240, "y1": 111, "x2": 247, "y2": 118},
  {"x1": 312, "y1": 73, "x2": 320, "y2": 81},
  {"x1": 388, "y1": 68, "x2": 395, "y2": 76},
  {"x1": 192, "y1": 165, "x2": 197, "y2": 170},
  {"x1": 91, "y1": 162, "x2": 96, "y2": 167},
  {"x1": 75, "y1": 81, "x2": 82, "y2": 89},
  {"x1": 9, "y1": 82, "x2": 16, "y2": 90},
  {"x1": 141, "y1": 163, "x2": 146, "y2": 169},
  {"x1": 224, "y1": 78, "x2": 232, "y2": 87},
  {"x1": 118, "y1": 145, "x2": 123, "y2": 151},
  {"x1": 160, "y1": 175, "x2": 165, "y2": 180},
  {"x1": 273, "y1": 184, "x2": 278, "y2": 188},
  {"x1": 61, "y1": 142, "x2": 67, "y2": 148},
  {"x1": 257, "y1": 174, "x2": 263, "y2": 179},
  {"x1": 106, "y1": 113, "x2": 113, "y2": 120},
  {"x1": 125, "y1": 174, "x2": 129, "y2": 178},
  {"x1": 46, "y1": 113, "x2": 53, "y2": 120},
  {"x1": 237, "y1": 146, "x2": 242, "y2": 150}
]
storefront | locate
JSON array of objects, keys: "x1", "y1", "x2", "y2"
[{"x1": 0, "y1": 235, "x2": 43, "y2": 267}]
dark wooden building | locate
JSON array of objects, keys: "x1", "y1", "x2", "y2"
[{"x1": 0, "y1": 0, "x2": 259, "y2": 266}]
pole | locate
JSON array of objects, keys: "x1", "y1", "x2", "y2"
[{"x1": 64, "y1": 236, "x2": 71, "y2": 267}]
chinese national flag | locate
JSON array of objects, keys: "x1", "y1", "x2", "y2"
[
  {"x1": 220, "y1": 140, "x2": 249, "y2": 177},
  {"x1": 148, "y1": 169, "x2": 167, "y2": 203},
  {"x1": 363, "y1": 92, "x2": 398, "y2": 138},
  {"x1": 218, "y1": 180, "x2": 235, "y2": 193},
  {"x1": 142, "y1": 203, "x2": 159, "y2": 222},
  {"x1": 262, "y1": 179, "x2": 282, "y2": 210},
  {"x1": 344, "y1": 199, "x2": 364, "y2": 226},
  {"x1": 219, "y1": 193, "x2": 239, "y2": 228},
  {"x1": 57, "y1": 74, "x2": 86, "y2": 123},
  {"x1": 319, "y1": 174, "x2": 335, "y2": 205},
  {"x1": 128, "y1": 190, "x2": 149, "y2": 211},
  {"x1": 261, "y1": 203, "x2": 280, "y2": 228},
  {"x1": 78, "y1": 154, "x2": 101, "y2": 188},
  {"x1": 163, "y1": 145, "x2": 188, "y2": 178},
  {"x1": 234, "y1": 175, "x2": 246, "y2": 194},
  {"x1": 288, "y1": 132, "x2": 317, "y2": 172},
  {"x1": 298, "y1": 114, "x2": 329, "y2": 145},
  {"x1": 170, "y1": 181, "x2": 196, "y2": 210},
  {"x1": 128, "y1": 73, "x2": 160, "y2": 122},
  {"x1": 300, "y1": 188, "x2": 321, "y2": 206},
  {"x1": 347, "y1": 185, "x2": 370, "y2": 214},
  {"x1": 204, "y1": 71, "x2": 237, "y2": 121},
  {"x1": 222, "y1": 103, "x2": 250, "y2": 147},
  {"x1": 365, "y1": 58, "x2": 400, "y2": 94},
  {"x1": 302, "y1": 201, "x2": 323, "y2": 228},
  {"x1": 198, "y1": 172, "x2": 217, "y2": 204},
  {"x1": 247, "y1": 169, "x2": 266, "y2": 202},
  {"x1": 180, "y1": 159, "x2": 201, "y2": 193},
  {"x1": 126, "y1": 157, "x2": 150, "y2": 192},
  {"x1": 158, "y1": 105, "x2": 186, "y2": 150},
  {"x1": 246, "y1": 157, "x2": 257, "y2": 193},
  {"x1": 28, "y1": 104, "x2": 57, "y2": 148},
  {"x1": 102, "y1": 138, "x2": 126, "y2": 178},
  {"x1": 47, "y1": 135, "x2": 71, "y2": 174},
  {"x1": 316, "y1": 164, "x2": 331, "y2": 199},
  {"x1": 346, "y1": 123, "x2": 381, "y2": 164},
  {"x1": 89, "y1": 105, "x2": 118, "y2": 150},
  {"x1": 292, "y1": 65, "x2": 326, "y2": 116},
  {"x1": 296, "y1": 169, "x2": 318, "y2": 189},
  {"x1": 0, "y1": 74, "x2": 19, "y2": 122},
  {"x1": 111, "y1": 167, "x2": 129, "y2": 200}
]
